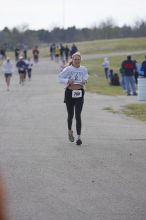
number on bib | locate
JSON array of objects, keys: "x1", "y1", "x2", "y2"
[{"x1": 72, "y1": 90, "x2": 82, "y2": 98}]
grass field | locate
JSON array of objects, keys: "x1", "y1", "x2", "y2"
[{"x1": 74, "y1": 37, "x2": 146, "y2": 55}]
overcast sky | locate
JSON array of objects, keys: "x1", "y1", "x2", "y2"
[{"x1": 1, "y1": 0, "x2": 146, "y2": 30}]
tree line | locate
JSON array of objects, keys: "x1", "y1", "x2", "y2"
[{"x1": 0, "y1": 19, "x2": 146, "y2": 50}]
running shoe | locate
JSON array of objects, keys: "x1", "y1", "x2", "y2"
[
  {"x1": 68, "y1": 131, "x2": 74, "y2": 142},
  {"x1": 76, "y1": 139, "x2": 82, "y2": 145}
]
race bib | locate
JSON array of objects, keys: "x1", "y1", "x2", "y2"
[
  {"x1": 72, "y1": 90, "x2": 82, "y2": 98},
  {"x1": 19, "y1": 68, "x2": 24, "y2": 71}
]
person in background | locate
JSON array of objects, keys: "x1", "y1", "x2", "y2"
[
  {"x1": 16, "y1": 56, "x2": 27, "y2": 85},
  {"x1": 108, "y1": 69, "x2": 120, "y2": 86},
  {"x1": 0, "y1": 48, "x2": 6, "y2": 60},
  {"x1": 25, "y1": 57, "x2": 33, "y2": 80},
  {"x1": 121, "y1": 55, "x2": 137, "y2": 96},
  {"x1": 32, "y1": 46, "x2": 39, "y2": 63},
  {"x1": 70, "y1": 44, "x2": 78, "y2": 57},
  {"x1": 23, "y1": 44, "x2": 28, "y2": 59},
  {"x1": 133, "y1": 60, "x2": 139, "y2": 84},
  {"x1": 102, "y1": 57, "x2": 110, "y2": 79},
  {"x1": 2, "y1": 57, "x2": 13, "y2": 91},
  {"x1": 14, "y1": 47, "x2": 20, "y2": 61},
  {"x1": 112, "y1": 73, "x2": 120, "y2": 86},
  {"x1": 107, "y1": 69, "x2": 114, "y2": 85},
  {"x1": 50, "y1": 43, "x2": 56, "y2": 61},
  {"x1": 59, "y1": 43, "x2": 65, "y2": 61},
  {"x1": 119, "y1": 65, "x2": 126, "y2": 91},
  {"x1": 58, "y1": 52, "x2": 88, "y2": 145},
  {"x1": 64, "y1": 45, "x2": 70, "y2": 62},
  {"x1": 55, "y1": 46, "x2": 60, "y2": 62},
  {"x1": 141, "y1": 55, "x2": 146, "y2": 77},
  {"x1": 136, "y1": 62, "x2": 144, "y2": 77}
]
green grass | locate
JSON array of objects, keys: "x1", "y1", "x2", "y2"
[
  {"x1": 103, "y1": 104, "x2": 146, "y2": 121},
  {"x1": 122, "y1": 103, "x2": 146, "y2": 121},
  {"x1": 76, "y1": 37, "x2": 146, "y2": 55}
]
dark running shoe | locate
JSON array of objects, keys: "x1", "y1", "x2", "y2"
[
  {"x1": 76, "y1": 139, "x2": 82, "y2": 145},
  {"x1": 68, "y1": 131, "x2": 74, "y2": 142}
]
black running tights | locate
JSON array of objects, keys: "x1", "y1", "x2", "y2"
[{"x1": 66, "y1": 100, "x2": 83, "y2": 135}]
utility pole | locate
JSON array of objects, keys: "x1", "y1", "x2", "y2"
[{"x1": 62, "y1": 0, "x2": 65, "y2": 28}]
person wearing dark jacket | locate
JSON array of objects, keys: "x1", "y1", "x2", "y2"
[
  {"x1": 121, "y1": 55, "x2": 137, "y2": 96},
  {"x1": 141, "y1": 55, "x2": 146, "y2": 77},
  {"x1": 16, "y1": 56, "x2": 27, "y2": 85},
  {"x1": 70, "y1": 44, "x2": 78, "y2": 57}
]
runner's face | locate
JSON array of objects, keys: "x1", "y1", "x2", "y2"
[{"x1": 72, "y1": 55, "x2": 81, "y2": 67}]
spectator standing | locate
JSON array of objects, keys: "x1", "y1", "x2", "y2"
[
  {"x1": 102, "y1": 57, "x2": 110, "y2": 79},
  {"x1": 119, "y1": 65, "x2": 126, "y2": 91},
  {"x1": 121, "y1": 55, "x2": 137, "y2": 96},
  {"x1": 133, "y1": 60, "x2": 139, "y2": 84},
  {"x1": 136, "y1": 62, "x2": 144, "y2": 77}
]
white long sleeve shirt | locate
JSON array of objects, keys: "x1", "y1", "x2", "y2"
[
  {"x1": 102, "y1": 58, "x2": 110, "y2": 68},
  {"x1": 3, "y1": 61, "x2": 13, "y2": 74},
  {"x1": 58, "y1": 65, "x2": 88, "y2": 86}
]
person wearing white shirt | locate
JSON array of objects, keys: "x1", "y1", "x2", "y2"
[
  {"x1": 58, "y1": 52, "x2": 88, "y2": 145},
  {"x1": 2, "y1": 57, "x2": 13, "y2": 91},
  {"x1": 102, "y1": 57, "x2": 110, "y2": 79}
]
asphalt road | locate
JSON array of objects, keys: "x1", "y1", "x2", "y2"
[{"x1": 0, "y1": 58, "x2": 146, "y2": 220}]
